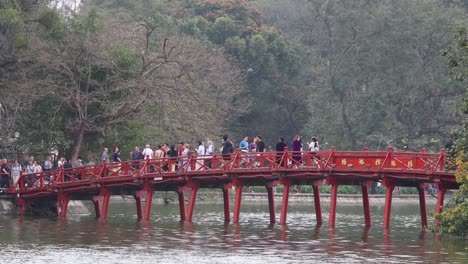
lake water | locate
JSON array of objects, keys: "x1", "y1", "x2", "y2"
[{"x1": 0, "y1": 197, "x2": 466, "y2": 263}]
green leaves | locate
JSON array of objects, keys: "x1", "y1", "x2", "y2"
[
  {"x1": 112, "y1": 46, "x2": 139, "y2": 76},
  {"x1": 207, "y1": 16, "x2": 241, "y2": 44}
]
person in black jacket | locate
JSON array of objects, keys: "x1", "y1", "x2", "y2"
[{"x1": 276, "y1": 137, "x2": 287, "y2": 167}]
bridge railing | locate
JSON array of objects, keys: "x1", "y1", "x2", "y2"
[
  {"x1": 326, "y1": 148, "x2": 445, "y2": 173},
  {"x1": 15, "y1": 169, "x2": 62, "y2": 192},
  {"x1": 7, "y1": 148, "x2": 449, "y2": 194}
]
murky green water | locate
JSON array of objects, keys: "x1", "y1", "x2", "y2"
[{"x1": 0, "y1": 198, "x2": 466, "y2": 263}]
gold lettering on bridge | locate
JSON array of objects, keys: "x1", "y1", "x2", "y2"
[
  {"x1": 391, "y1": 160, "x2": 397, "y2": 167},
  {"x1": 359, "y1": 159, "x2": 365, "y2": 165},
  {"x1": 341, "y1": 159, "x2": 347, "y2": 166},
  {"x1": 375, "y1": 159, "x2": 381, "y2": 166},
  {"x1": 407, "y1": 160, "x2": 413, "y2": 168}
]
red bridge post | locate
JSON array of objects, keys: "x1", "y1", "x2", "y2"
[
  {"x1": 383, "y1": 178, "x2": 395, "y2": 229},
  {"x1": 312, "y1": 181, "x2": 322, "y2": 226},
  {"x1": 362, "y1": 182, "x2": 371, "y2": 227},
  {"x1": 266, "y1": 182, "x2": 276, "y2": 224},
  {"x1": 92, "y1": 188, "x2": 112, "y2": 219},
  {"x1": 15, "y1": 197, "x2": 28, "y2": 216},
  {"x1": 417, "y1": 184, "x2": 428, "y2": 229},
  {"x1": 434, "y1": 183, "x2": 446, "y2": 226},
  {"x1": 222, "y1": 184, "x2": 231, "y2": 223},
  {"x1": 134, "y1": 194, "x2": 143, "y2": 219},
  {"x1": 143, "y1": 190, "x2": 154, "y2": 220},
  {"x1": 57, "y1": 192, "x2": 70, "y2": 217},
  {"x1": 329, "y1": 183, "x2": 338, "y2": 228},
  {"x1": 177, "y1": 187, "x2": 187, "y2": 221},
  {"x1": 233, "y1": 181, "x2": 243, "y2": 224},
  {"x1": 279, "y1": 179, "x2": 290, "y2": 225},
  {"x1": 187, "y1": 183, "x2": 199, "y2": 222},
  {"x1": 92, "y1": 199, "x2": 101, "y2": 218}
]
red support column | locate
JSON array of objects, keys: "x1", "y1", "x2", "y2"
[
  {"x1": 57, "y1": 193, "x2": 70, "y2": 218},
  {"x1": 93, "y1": 188, "x2": 111, "y2": 219},
  {"x1": 222, "y1": 185, "x2": 231, "y2": 223},
  {"x1": 266, "y1": 185, "x2": 276, "y2": 224},
  {"x1": 177, "y1": 189, "x2": 186, "y2": 221},
  {"x1": 434, "y1": 184, "x2": 446, "y2": 226},
  {"x1": 101, "y1": 192, "x2": 111, "y2": 219},
  {"x1": 329, "y1": 184, "x2": 338, "y2": 227},
  {"x1": 187, "y1": 187, "x2": 199, "y2": 222},
  {"x1": 383, "y1": 180, "x2": 395, "y2": 229},
  {"x1": 312, "y1": 185, "x2": 322, "y2": 226},
  {"x1": 15, "y1": 198, "x2": 28, "y2": 216},
  {"x1": 143, "y1": 191, "x2": 154, "y2": 220},
  {"x1": 279, "y1": 181, "x2": 290, "y2": 225},
  {"x1": 361, "y1": 184, "x2": 371, "y2": 227},
  {"x1": 418, "y1": 185, "x2": 428, "y2": 229},
  {"x1": 233, "y1": 184, "x2": 243, "y2": 224},
  {"x1": 135, "y1": 194, "x2": 143, "y2": 219},
  {"x1": 92, "y1": 199, "x2": 101, "y2": 218}
]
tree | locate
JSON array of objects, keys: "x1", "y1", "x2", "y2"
[
  {"x1": 434, "y1": 26, "x2": 468, "y2": 238},
  {"x1": 178, "y1": 0, "x2": 308, "y2": 142},
  {"x1": 3, "y1": 3, "x2": 247, "y2": 160},
  {"x1": 257, "y1": 0, "x2": 466, "y2": 150},
  {"x1": 0, "y1": 0, "x2": 48, "y2": 154}
]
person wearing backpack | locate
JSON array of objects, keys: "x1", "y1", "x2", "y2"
[{"x1": 221, "y1": 135, "x2": 234, "y2": 161}]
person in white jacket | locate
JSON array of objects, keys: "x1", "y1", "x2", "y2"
[{"x1": 142, "y1": 144, "x2": 154, "y2": 159}]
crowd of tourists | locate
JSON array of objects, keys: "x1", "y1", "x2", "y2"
[{"x1": 0, "y1": 134, "x2": 319, "y2": 191}]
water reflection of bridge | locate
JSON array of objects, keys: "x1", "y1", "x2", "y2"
[{"x1": 0, "y1": 147, "x2": 459, "y2": 229}]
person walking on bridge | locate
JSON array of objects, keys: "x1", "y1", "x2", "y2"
[
  {"x1": 276, "y1": 137, "x2": 287, "y2": 167},
  {"x1": 205, "y1": 141, "x2": 214, "y2": 169},
  {"x1": 291, "y1": 135, "x2": 302, "y2": 166},
  {"x1": 101, "y1": 148, "x2": 110, "y2": 164},
  {"x1": 0, "y1": 159, "x2": 10, "y2": 189},
  {"x1": 196, "y1": 141, "x2": 205, "y2": 170},
  {"x1": 239, "y1": 136, "x2": 249, "y2": 167},
  {"x1": 11, "y1": 159, "x2": 21, "y2": 190},
  {"x1": 142, "y1": 144, "x2": 154, "y2": 160}
]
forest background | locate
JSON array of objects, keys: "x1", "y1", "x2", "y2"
[{"x1": 1, "y1": 0, "x2": 467, "y2": 161}]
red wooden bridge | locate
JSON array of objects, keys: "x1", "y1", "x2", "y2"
[{"x1": 1, "y1": 147, "x2": 459, "y2": 229}]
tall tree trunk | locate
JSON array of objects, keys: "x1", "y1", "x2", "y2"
[
  {"x1": 71, "y1": 128, "x2": 85, "y2": 161},
  {"x1": 341, "y1": 103, "x2": 357, "y2": 149}
]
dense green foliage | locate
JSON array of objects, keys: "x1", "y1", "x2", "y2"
[
  {"x1": 1, "y1": 0, "x2": 467, "y2": 162},
  {"x1": 257, "y1": 0, "x2": 466, "y2": 150},
  {"x1": 434, "y1": 26, "x2": 468, "y2": 238}
]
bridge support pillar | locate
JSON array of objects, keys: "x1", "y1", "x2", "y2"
[
  {"x1": 102, "y1": 191, "x2": 111, "y2": 219},
  {"x1": 362, "y1": 183, "x2": 371, "y2": 227},
  {"x1": 434, "y1": 183, "x2": 446, "y2": 226},
  {"x1": 57, "y1": 193, "x2": 70, "y2": 218},
  {"x1": 93, "y1": 188, "x2": 111, "y2": 219},
  {"x1": 134, "y1": 194, "x2": 143, "y2": 219},
  {"x1": 329, "y1": 183, "x2": 338, "y2": 228},
  {"x1": 15, "y1": 198, "x2": 28, "y2": 216},
  {"x1": 143, "y1": 191, "x2": 154, "y2": 220},
  {"x1": 187, "y1": 186, "x2": 199, "y2": 222},
  {"x1": 383, "y1": 179, "x2": 395, "y2": 229},
  {"x1": 266, "y1": 183, "x2": 276, "y2": 224},
  {"x1": 92, "y1": 200, "x2": 101, "y2": 218},
  {"x1": 417, "y1": 184, "x2": 428, "y2": 229},
  {"x1": 233, "y1": 183, "x2": 243, "y2": 224},
  {"x1": 222, "y1": 184, "x2": 231, "y2": 223},
  {"x1": 279, "y1": 180, "x2": 290, "y2": 225},
  {"x1": 312, "y1": 183, "x2": 322, "y2": 226},
  {"x1": 177, "y1": 187, "x2": 187, "y2": 221}
]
